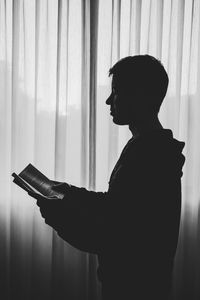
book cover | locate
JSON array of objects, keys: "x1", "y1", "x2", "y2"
[{"x1": 12, "y1": 164, "x2": 64, "y2": 200}]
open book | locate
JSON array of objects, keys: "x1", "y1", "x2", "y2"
[{"x1": 12, "y1": 164, "x2": 65, "y2": 199}]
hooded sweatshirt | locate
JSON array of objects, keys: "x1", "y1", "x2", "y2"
[
  {"x1": 97, "y1": 128, "x2": 185, "y2": 299},
  {"x1": 55, "y1": 128, "x2": 185, "y2": 299}
]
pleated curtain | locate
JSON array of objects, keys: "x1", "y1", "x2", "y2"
[{"x1": 0, "y1": 1, "x2": 200, "y2": 299}]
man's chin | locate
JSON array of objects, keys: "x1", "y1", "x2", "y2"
[{"x1": 112, "y1": 115, "x2": 128, "y2": 125}]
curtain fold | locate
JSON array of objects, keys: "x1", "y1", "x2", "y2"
[{"x1": 0, "y1": 1, "x2": 200, "y2": 299}]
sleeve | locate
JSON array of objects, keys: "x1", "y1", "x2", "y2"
[
  {"x1": 55, "y1": 186, "x2": 108, "y2": 254},
  {"x1": 66, "y1": 185, "x2": 107, "y2": 213}
]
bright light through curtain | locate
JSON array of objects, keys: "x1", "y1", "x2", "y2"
[{"x1": 0, "y1": 0, "x2": 200, "y2": 299}]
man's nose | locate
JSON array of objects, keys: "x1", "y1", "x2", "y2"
[{"x1": 106, "y1": 94, "x2": 112, "y2": 105}]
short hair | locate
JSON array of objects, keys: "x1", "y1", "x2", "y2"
[{"x1": 109, "y1": 55, "x2": 169, "y2": 114}]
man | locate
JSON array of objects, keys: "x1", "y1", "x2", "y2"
[{"x1": 29, "y1": 55, "x2": 185, "y2": 300}]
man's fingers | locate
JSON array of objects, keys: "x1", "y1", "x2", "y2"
[
  {"x1": 39, "y1": 205, "x2": 63, "y2": 228},
  {"x1": 51, "y1": 183, "x2": 66, "y2": 189},
  {"x1": 36, "y1": 199, "x2": 43, "y2": 207},
  {"x1": 51, "y1": 182, "x2": 70, "y2": 193},
  {"x1": 51, "y1": 180, "x2": 62, "y2": 185},
  {"x1": 28, "y1": 191, "x2": 59, "y2": 201}
]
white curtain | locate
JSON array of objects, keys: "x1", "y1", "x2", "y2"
[{"x1": 0, "y1": 0, "x2": 200, "y2": 299}]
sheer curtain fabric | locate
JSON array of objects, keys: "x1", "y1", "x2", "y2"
[{"x1": 0, "y1": 0, "x2": 200, "y2": 299}]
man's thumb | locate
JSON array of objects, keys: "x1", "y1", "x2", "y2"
[{"x1": 52, "y1": 182, "x2": 69, "y2": 193}]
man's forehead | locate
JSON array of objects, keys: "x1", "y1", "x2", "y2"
[
  {"x1": 111, "y1": 75, "x2": 126, "y2": 91},
  {"x1": 111, "y1": 75, "x2": 119, "y2": 88}
]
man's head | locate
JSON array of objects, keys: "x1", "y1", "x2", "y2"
[{"x1": 106, "y1": 55, "x2": 169, "y2": 125}]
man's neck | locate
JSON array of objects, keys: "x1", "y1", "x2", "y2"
[{"x1": 129, "y1": 117, "x2": 163, "y2": 138}]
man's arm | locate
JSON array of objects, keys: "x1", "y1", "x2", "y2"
[
  {"x1": 29, "y1": 185, "x2": 108, "y2": 254},
  {"x1": 56, "y1": 185, "x2": 108, "y2": 253},
  {"x1": 52, "y1": 181, "x2": 107, "y2": 212}
]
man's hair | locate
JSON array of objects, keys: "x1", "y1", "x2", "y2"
[{"x1": 109, "y1": 55, "x2": 169, "y2": 114}]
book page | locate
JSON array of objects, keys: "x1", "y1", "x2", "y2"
[
  {"x1": 12, "y1": 173, "x2": 44, "y2": 195},
  {"x1": 17, "y1": 164, "x2": 64, "y2": 199}
]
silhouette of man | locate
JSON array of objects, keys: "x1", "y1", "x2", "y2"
[{"x1": 29, "y1": 55, "x2": 185, "y2": 300}]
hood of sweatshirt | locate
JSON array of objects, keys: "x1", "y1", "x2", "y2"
[{"x1": 137, "y1": 129, "x2": 186, "y2": 178}]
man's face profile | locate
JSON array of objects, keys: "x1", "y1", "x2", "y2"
[
  {"x1": 106, "y1": 75, "x2": 142, "y2": 126},
  {"x1": 106, "y1": 76, "x2": 131, "y2": 125}
]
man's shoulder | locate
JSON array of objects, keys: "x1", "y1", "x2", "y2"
[
  {"x1": 122, "y1": 135, "x2": 167, "y2": 162},
  {"x1": 125, "y1": 129, "x2": 174, "y2": 155}
]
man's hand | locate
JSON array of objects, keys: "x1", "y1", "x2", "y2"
[
  {"x1": 28, "y1": 188, "x2": 102, "y2": 253},
  {"x1": 28, "y1": 191, "x2": 59, "y2": 201},
  {"x1": 28, "y1": 191, "x2": 64, "y2": 229},
  {"x1": 51, "y1": 182, "x2": 71, "y2": 194}
]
